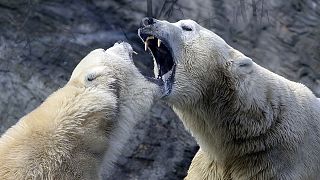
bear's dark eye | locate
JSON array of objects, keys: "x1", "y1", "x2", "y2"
[
  {"x1": 86, "y1": 74, "x2": 96, "y2": 81},
  {"x1": 182, "y1": 25, "x2": 192, "y2": 31}
]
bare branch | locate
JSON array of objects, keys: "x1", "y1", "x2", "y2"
[
  {"x1": 252, "y1": 0, "x2": 257, "y2": 24},
  {"x1": 239, "y1": 0, "x2": 247, "y2": 23},
  {"x1": 147, "y1": 0, "x2": 153, "y2": 17}
]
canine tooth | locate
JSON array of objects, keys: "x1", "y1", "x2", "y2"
[
  {"x1": 144, "y1": 41, "x2": 148, "y2": 51},
  {"x1": 158, "y1": 39, "x2": 161, "y2": 47},
  {"x1": 144, "y1": 36, "x2": 154, "y2": 51},
  {"x1": 132, "y1": 51, "x2": 138, "y2": 55}
]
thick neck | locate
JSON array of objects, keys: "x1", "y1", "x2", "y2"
[
  {"x1": 23, "y1": 84, "x2": 111, "y2": 143},
  {"x1": 173, "y1": 66, "x2": 285, "y2": 163}
]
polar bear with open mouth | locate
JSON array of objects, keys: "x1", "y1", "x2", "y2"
[{"x1": 139, "y1": 18, "x2": 320, "y2": 179}]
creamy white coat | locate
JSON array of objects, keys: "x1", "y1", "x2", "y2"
[
  {"x1": 0, "y1": 42, "x2": 159, "y2": 180},
  {"x1": 147, "y1": 19, "x2": 320, "y2": 180}
]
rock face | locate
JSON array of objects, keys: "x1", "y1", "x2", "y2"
[{"x1": 0, "y1": 0, "x2": 319, "y2": 179}]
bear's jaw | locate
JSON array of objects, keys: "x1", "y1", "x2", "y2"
[{"x1": 138, "y1": 32, "x2": 176, "y2": 96}]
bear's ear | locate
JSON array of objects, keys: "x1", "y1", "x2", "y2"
[{"x1": 231, "y1": 56, "x2": 253, "y2": 74}]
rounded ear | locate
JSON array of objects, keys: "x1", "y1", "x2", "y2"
[{"x1": 232, "y1": 56, "x2": 253, "y2": 74}]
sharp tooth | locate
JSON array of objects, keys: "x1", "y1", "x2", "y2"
[
  {"x1": 144, "y1": 41, "x2": 148, "y2": 51},
  {"x1": 157, "y1": 39, "x2": 161, "y2": 47},
  {"x1": 133, "y1": 51, "x2": 138, "y2": 55},
  {"x1": 144, "y1": 36, "x2": 154, "y2": 51}
]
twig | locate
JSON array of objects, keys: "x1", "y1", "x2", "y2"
[
  {"x1": 239, "y1": 0, "x2": 247, "y2": 23},
  {"x1": 147, "y1": 0, "x2": 153, "y2": 17}
]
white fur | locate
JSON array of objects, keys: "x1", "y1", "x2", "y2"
[
  {"x1": 0, "y1": 42, "x2": 159, "y2": 180},
  {"x1": 152, "y1": 19, "x2": 320, "y2": 179}
]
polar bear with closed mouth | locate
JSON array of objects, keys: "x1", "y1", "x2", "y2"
[
  {"x1": 0, "y1": 42, "x2": 159, "y2": 180},
  {"x1": 139, "y1": 18, "x2": 320, "y2": 179}
]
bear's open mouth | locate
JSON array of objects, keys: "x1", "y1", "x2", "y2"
[{"x1": 138, "y1": 33, "x2": 175, "y2": 95}]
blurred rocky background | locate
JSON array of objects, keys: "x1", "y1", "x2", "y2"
[{"x1": 0, "y1": 0, "x2": 319, "y2": 179}]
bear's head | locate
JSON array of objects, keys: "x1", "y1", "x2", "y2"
[
  {"x1": 65, "y1": 41, "x2": 158, "y2": 129},
  {"x1": 139, "y1": 18, "x2": 253, "y2": 107},
  {"x1": 70, "y1": 42, "x2": 135, "y2": 92},
  {"x1": 59, "y1": 42, "x2": 159, "y2": 169}
]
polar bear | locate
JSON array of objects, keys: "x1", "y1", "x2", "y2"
[
  {"x1": 0, "y1": 42, "x2": 159, "y2": 180},
  {"x1": 139, "y1": 18, "x2": 320, "y2": 179}
]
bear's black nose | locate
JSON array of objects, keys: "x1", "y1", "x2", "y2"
[{"x1": 141, "y1": 17, "x2": 155, "y2": 27}]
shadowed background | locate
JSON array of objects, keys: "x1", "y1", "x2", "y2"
[{"x1": 0, "y1": 0, "x2": 320, "y2": 179}]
